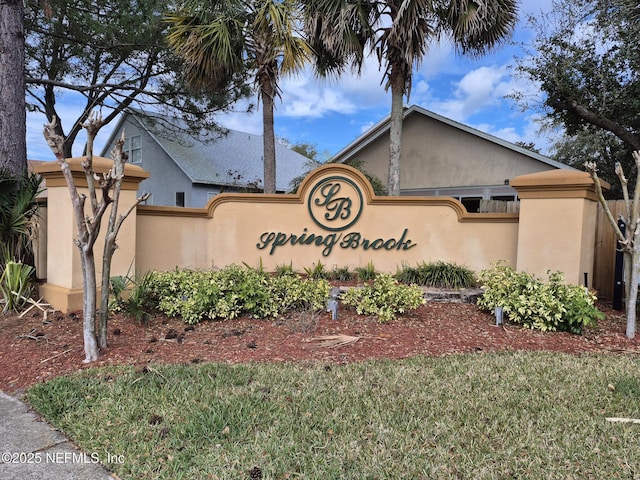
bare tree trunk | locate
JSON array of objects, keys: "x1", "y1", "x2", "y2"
[
  {"x1": 0, "y1": 0, "x2": 27, "y2": 177},
  {"x1": 262, "y1": 86, "x2": 277, "y2": 194},
  {"x1": 586, "y1": 154, "x2": 640, "y2": 339},
  {"x1": 44, "y1": 116, "x2": 106, "y2": 361},
  {"x1": 80, "y1": 246, "x2": 99, "y2": 362},
  {"x1": 627, "y1": 246, "x2": 639, "y2": 338},
  {"x1": 387, "y1": 70, "x2": 404, "y2": 197},
  {"x1": 98, "y1": 230, "x2": 116, "y2": 348},
  {"x1": 97, "y1": 135, "x2": 149, "y2": 348}
]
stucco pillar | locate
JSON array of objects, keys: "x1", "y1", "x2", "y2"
[
  {"x1": 33, "y1": 157, "x2": 149, "y2": 312},
  {"x1": 511, "y1": 169, "x2": 608, "y2": 287}
]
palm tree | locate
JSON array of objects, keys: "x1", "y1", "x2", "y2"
[
  {"x1": 303, "y1": 0, "x2": 519, "y2": 196},
  {"x1": 165, "y1": 0, "x2": 311, "y2": 194}
]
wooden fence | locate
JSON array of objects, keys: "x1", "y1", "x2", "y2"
[
  {"x1": 479, "y1": 199, "x2": 520, "y2": 213},
  {"x1": 593, "y1": 200, "x2": 626, "y2": 299}
]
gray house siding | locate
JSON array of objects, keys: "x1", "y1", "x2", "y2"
[
  {"x1": 101, "y1": 112, "x2": 309, "y2": 208},
  {"x1": 107, "y1": 116, "x2": 194, "y2": 206}
]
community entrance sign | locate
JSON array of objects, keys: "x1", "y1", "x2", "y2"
[
  {"x1": 35, "y1": 159, "x2": 602, "y2": 311},
  {"x1": 256, "y1": 173, "x2": 416, "y2": 257}
]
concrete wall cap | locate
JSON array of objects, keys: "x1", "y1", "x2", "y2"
[
  {"x1": 33, "y1": 157, "x2": 150, "y2": 181},
  {"x1": 510, "y1": 169, "x2": 610, "y2": 191}
]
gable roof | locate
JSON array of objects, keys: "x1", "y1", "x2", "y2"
[
  {"x1": 102, "y1": 111, "x2": 310, "y2": 191},
  {"x1": 332, "y1": 104, "x2": 573, "y2": 171}
]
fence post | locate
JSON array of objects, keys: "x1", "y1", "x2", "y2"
[{"x1": 613, "y1": 218, "x2": 626, "y2": 310}]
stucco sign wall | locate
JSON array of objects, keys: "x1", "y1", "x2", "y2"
[
  {"x1": 200, "y1": 164, "x2": 519, "y2": 274},
  {"x1": 36, "y1": 159, "x2": 603, "y2": 311}
]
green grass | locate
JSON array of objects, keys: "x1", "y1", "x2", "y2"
[{"x1": 26, "y1": 353, "x2": 640, "y2": 479}]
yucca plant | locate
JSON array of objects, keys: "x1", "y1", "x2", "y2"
[
  {"x1": 355, "y1": 261, "x2": 377, "y2": 282},
  {"x1": 274, "y1": 262, "x2": 295, "y2": 277},
  {"x1": 417, "y1": 261, "x2": 476, "y2": 288},
  {"x1": 397, "y1": 261, "x2": 476, "y2": 288},
  {"x1": 0, "y1": 169, "x2": 42, "y2": 268},
  {"x1": 0, "y1": 261, "x2": 35, "y2": 312},
  {"x1": 304, "y1": 261, "x2": 330, "y2": 280},
  {"x1": 331, "y1": 265, "x2": 353, "y2": 282},
  {"x1": 395, "y1": 262, "x2": 420, "y2": 284}
]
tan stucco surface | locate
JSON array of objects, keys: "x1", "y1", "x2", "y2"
[
  {"x1": 34, "y1": 158, "x2": 146, "y2": 310},
  {"x1": 136, "y1": 165, "x2": 519, "y2": 276}
]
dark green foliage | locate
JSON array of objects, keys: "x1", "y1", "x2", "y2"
[
  {"x1": 396, "y1": 261, "x2": 476, "y2": 288},
  {"x1": 304, "y1": 261, "x2": 330, "y2": 280},
  {"x1": 343, "y1": 158, "x2": 387, "y2": 195},
  {"x1": 355, "y1": 261, "x2": 377, "y2": 282},
  {"x1": 274, "y1": 262, "x2": 295, "y2": 277},
  {"x1": 0, "y1": 169, "x2": 41, "y2": 266},
  {"x1": 331, "y1": 265, "x2": 353, "y2": 282},
  {"x1": 110, "y1": 272, "x2": 156, "y2": 324},
  {"x1": 24, "y1": 0, "x2": 250, "y2": 157},
  {"x1": 512, "y1": 0, "x2": 640, "y2": 190},
  {"x1": 288, "y1": 157, "x2": 387, "y2": 195}
]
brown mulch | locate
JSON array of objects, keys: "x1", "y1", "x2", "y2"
[{"x1": 1, "y1": 300, "x2": 639, "y2": 396}]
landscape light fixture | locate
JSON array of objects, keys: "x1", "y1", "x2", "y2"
[{"x1": 327, "y1": 287, "x2": 340, "y2": 321}]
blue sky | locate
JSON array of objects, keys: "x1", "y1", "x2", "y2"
[{"x1": 26, "y1": 1, "x2": 554, "y2": 162}]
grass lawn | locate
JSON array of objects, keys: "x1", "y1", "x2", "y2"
[{"x1": 27, "y1": 352, "x2": 640, "y2": 479}]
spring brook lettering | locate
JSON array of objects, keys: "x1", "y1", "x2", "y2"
[{"x1": 256, "y1": 227, "x2": 416, "y2": 256}]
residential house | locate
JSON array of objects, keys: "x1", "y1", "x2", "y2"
[
  {"x1": 101, "y1": 111, "x2": 310, "y2": 207},
  {"x1": 333, "y1": 105, "x2": 574, "y2": 212}
]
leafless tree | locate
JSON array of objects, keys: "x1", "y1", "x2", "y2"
[
  {"x1": 586, "y1": 153, "x2": 640, "y2": 339},
  {"x1": 43, "y1": 114, "x2": 149, "y2": 362}
]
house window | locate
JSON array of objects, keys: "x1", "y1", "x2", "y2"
[
  {"x1": 175, "y1": 192, "x2": 185, "y2": 207},
  {"x1": 123, "y1": 135, "x2": 142, "y2": 163}
]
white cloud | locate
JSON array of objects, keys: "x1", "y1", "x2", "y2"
[
  {"x1": 359, "y1": 121, "x2": 375, "y2": 134},
  {"x1": 447, "y1": 66, "x2": 509, "y2": 118}
]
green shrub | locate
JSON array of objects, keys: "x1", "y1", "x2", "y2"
[
  {"x1": 274, "y1": 262, "x2": 295, "y2": 277},
  {"x1": 147, "y1": 266, "x2": 330, "y2": 324},
  {"x1": 342, "y1": 273, "x2": 426, "y2": 322},
  {"x1": 477, "y1": 263, "x2": 604, "y2": 334},
  {"x1": 110, "y1": 272, "x2": 157, "y2": 324},
  {"x1": 271, "y1": 274, "x2": 330, "y2": 311},
  {"x1": 395, "y1": 262, "x2": 420, "y2": 284},
  {"x1": 396, "y1": 261, "x2": 476, "y2": 288}
]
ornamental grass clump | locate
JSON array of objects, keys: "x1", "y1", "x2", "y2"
[
  {"x1": 396, "y1": 261, "x2": 476, "y2": 288},
  {"x1": 477, "y1": 263, "x2": 604, "y2": 334},
  {"x1": 342, "y1": 273, "x2": 426, "y2": 322}
]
